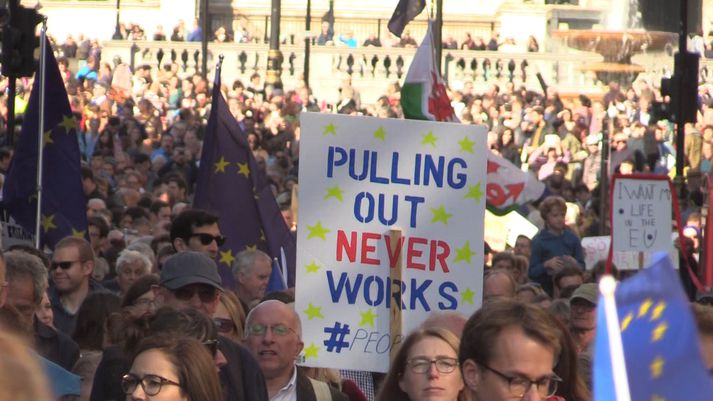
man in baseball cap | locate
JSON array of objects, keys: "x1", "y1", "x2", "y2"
[
  {"x1": 570, "y1": 283, "x2": 598, "y2": 352},
  {"x1": 155, "y1": 251, "x2": 223, "y2": 316}
]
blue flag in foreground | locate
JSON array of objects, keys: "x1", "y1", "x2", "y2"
[
  {"x1": 1, "y1": 41, "x2": 87, "y2": 249},
  {"x1": 266, "y1": 257, "x2": 287, "y2": 293},
  {"x1": 594, "y1": 253, "x2": 713, "y2": 401},
  {"x1": 387, "y1": 0, "x2": 426, "y2": 38},
  {"x1": 193, "y1": 68, "x2": 296, "y2": 289}
]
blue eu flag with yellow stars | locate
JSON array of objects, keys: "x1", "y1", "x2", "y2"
[
  {"x1": 193, "y1": 62, "x2": 296, "y2": 289},
  {"x1": 1, "y1": 40, "x2": 87, "y2": 249},
  {"x1": 594, "y1": 253, "x2": 713, "y2": 401}
]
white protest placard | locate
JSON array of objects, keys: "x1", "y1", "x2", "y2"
[
  {"x1": 484, "y1": 209, "x2": 538, "y2": 252},
  {"x1": 612, "y1": 177, "x2": 673, "y2": 252},
  {"x1": 296, "y1": 113, "x2": 487, "y2": 372},
  {"x1": 582, "y1": 235, "x2": 679, "y2": 270},
  {"x1": 1, "y1": 209, "x2": 34, "y2": 249}
]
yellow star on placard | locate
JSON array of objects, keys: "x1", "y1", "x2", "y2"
[
  {"x1": 458, "y1": 136, "x2": 475, "y2": 153},
  {"x1": 71, "y1": 229, "x2": 85, "y2": 238},
  {"x1": 638, "y1": 298, "x2": 653, "y2": 318},
  {"x1": 304, "y1": 343, "x2": 320, "y2": 359},
  {"x1": 461, "y1": 288, "x2": 475, "y2": 304},
  {"x1": 214, "y1": 156, "x2": 230, "y2": 173},
  {"x1": 219, "y1": 249, "x2": 235, "y2": 266},
  {"x1": 650, "y1": 356, "x2": 664, "y2": 379},
  {"x1": 454, "y1": 241, "x2": 477, "y2": 264},
  {"x1": 307, "y1": 221, "x2": 330, "y2": 240},
  {"x1": 305, "y1": 261, "x2": 321, "y2": 273},
  {"x1": 237, "y1": 162, "x2": 250, "y2": 178},
  {"x1": 651, "y1": 321, "x2": 668, "y2": 343},
  {"x1": 430, "y1": 205, "x2": 452, "y2": 225},
  {"x1": 245, "y1": 244, "x2": 257, "y2": 251},
  {"x1": 374, "y1": 126, "x2": 386, "y2": 140},
  {"x1": 464, "y1": 183, "x2": 484, "y2": 203},
  {"x1": 43, "y1": 130, "x2": 54, "y2": 146},
  {"x1": 360, "y1": 309, "x2": 377, "y2": 328},
  {"x1": 59, "y1": 115, "x2": 77, "y2": 133},
  {"x1": 41, "y1": 214, "x2": 57, "y2": 233},
  {"x1": 323, "y1": 123, "x2": 337, "y2": 136},
  {"x1": 421, "y1": 131, "x2": 437, "y2": 147},
  {"x1": 324, "y1": 185, "x2": 344, "y2": 202},
  {"x1": 304, "y1": 303, "x2": 324, "y2": 320},
  {"x1": 621, "y1": 312, "x2": 634, "y2": 332},
  {"x1": 650, "y1": 301, "x2": 666, "y2": 321}
]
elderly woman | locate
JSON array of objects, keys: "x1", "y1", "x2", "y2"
[
  {"x1": 105, "y1": 249, "x2": 152, "y2": 295},
  {"x1": 377, "y1": 328, "x2": 465, "y2": 401}
]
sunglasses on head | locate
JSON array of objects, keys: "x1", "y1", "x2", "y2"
[
  {"x1": 188, "y1": 233, "x2": 226, "y2": 246},
  {"x1": 50, "y1": 260, "x2": 80, "y2": 270},
  {"x1": 172, "y1": 285, "x2": 218, "y2": 303}
]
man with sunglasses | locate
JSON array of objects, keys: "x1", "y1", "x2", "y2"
[
  {"x1": 155, "y1": 251, "x2": 269, "y2": 401},
  {"x1": 244, "y1": 300, "x2": 348, "y2": 401},
  {"x1": 170, "y1": 208, "x2": 225, "y2": 260},
  {"x1": 460, "y1": 300, "x2": 564, "y2": 401},
  {"x1": 49, "y1": 236, "x2": 104, "y2": 335}
]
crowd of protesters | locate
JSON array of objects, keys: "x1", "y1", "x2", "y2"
[{"x1": 2, "y1": 27, "x2": 713, "y2": 401}]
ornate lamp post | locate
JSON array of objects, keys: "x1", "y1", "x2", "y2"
[
  {"x1": 112, "y1": 0, "x2": 122, "y2": 39},
  {"x1": 266, "y1": 0, "x2": 283, "y2": 89}
]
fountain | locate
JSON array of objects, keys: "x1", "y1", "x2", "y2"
[{"x1": 551, "y1": 0, "x2": 677, "y2": 86}]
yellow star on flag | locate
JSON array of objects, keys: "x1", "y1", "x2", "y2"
[
  {"x1": 650, "y1": 356, "x2": 664, "y2": 379},
  {"x1": 421, "y1": 131, "x2": 437, "y2": 147},
  {"x1": 650, "y1": 301, "x2": 666, "y2": 321},
  {"x1": 324, "y1": 185, "x2": 344, "y2": 202},
  {"x1": 374, "y1": 126, "x2": 386, "y2": 140},
  {"x1": 305, "y1": 261, "x2": 321, "y2": 273},
  {"x1": 304, "y1": 303, "x2": 324, "y2": 320},
  {"x1": 307, "y1": 221, "x2": 330, "y2": 240},
  {"x1": 214, "y1": 156, "x2": 230, "y2": 173},
  {"x1": 651, "y1": 395, "x2": 665, "y2": 401},
  {"x1": 430, "y1": 205, "x2": 452, "y2": 225},
  {"x1": 245, "y1": 244, "x2": 257, "y2": 251},
  {"x1": 304, "y1": 343, "x2": 320, "y2": 359},
  {"x1": 43, "y1": 130, "x2": 54, "y2": 146},
  {"x1": 454, "y1": 241, "x2": 477, "y2": 264},
  {"x1": 464, "y1": 183, "x2": 484, "y2": 203},
  {"x1": 219, "y1": 249, "x2": 235, "y2": 266},
  {"x1": 651, "y1": 321, "x2": 668, "y2": 343},
  {"x1": 259, "y1": 230, "x2": 266, "y2": 241},
  {"x1": 458, "y1": 136, "x2": 475, "y2": 153},
  {"x1": 41, "y1": 214, "x2": 57, "y2": 233},
  {"x1": 71, "y1": 229, "x2": 86, "y2": 238},
  {"x1": 237, "y1": 162, "x2": 250, "y2": 178},
  {"x1": 323, "y1": 123, "x2": 337, "y2": 136},
  {"x1": 621, "y1": 312, "x2": 633, "y2": 332},
  {"x1": 59, "y1": 115, "x2": 77, "y2": 133},
  {"x1": 461, "y1": 288, "x2": 475, "y2": 304},
  {"x1": 638, "y1": 298, "x2": 653, "y2": 318},
  {"x1": 360, "y1": 309, "x2": 377, "y2": 328}
]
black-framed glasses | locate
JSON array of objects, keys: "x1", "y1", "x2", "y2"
[
  {"x1": 188, "y1": 233, "x2": 226, "y2": 246},
  {"x1": 479, "y1": 363, "x2": 561, "y2": 398},
  {"x1": 50, "y1": 260, "x2": 80, "y2": 270},
  {"x1": 172, "y1": 285, "x2": 218, "y2": 303},
  {"x1": 121, "y1": 373, "x2": 181, "y2": 396},
  {"x1": 203, "y1": 339, "x2": 219, "y2": 356},
  {"x1": 406, "y1": 357, "x2": 459, "y2": 374},
  {"x1": 247, "y1": 323, "x2": 295, "y2": 337},
  {"x1": 214, "y1": 318, "x2": 235, "y2": 334}
]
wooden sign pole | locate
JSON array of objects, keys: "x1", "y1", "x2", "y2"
[{"x1": 389, "y1": 228, "x2": 403, "y2": 361}]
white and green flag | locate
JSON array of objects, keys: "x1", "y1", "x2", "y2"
[{"x1": 400, "y1": 21, "x2": 458, "y2": 122}]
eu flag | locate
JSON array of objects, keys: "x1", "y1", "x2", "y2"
[
  {"x1": 1, "y1": 40, "x2": 87, "y2": 249},
  {"x1": 594, "y1": 253, "x2": 713, "y2": 401},
  {"x1": 193, "y1": 64, "x2": 296, "y2": 289},
  {"x1": 387, "y1": 0, "x2": 426, "y2": 38}
]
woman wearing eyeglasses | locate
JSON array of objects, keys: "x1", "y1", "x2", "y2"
[
  {"x1": 122, "y1": 335, "x2": 222, "y2": 401},
  {"x1": 376, "y1": 328, "x2": 465, "y2": 401}
]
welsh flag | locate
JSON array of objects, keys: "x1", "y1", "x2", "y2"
[
  {"x1": 400, "y1": 23, "x2": 545, "y2": 212},
  {"x1": 400, "y1": 21, "x2": 458, "y2": 122}
]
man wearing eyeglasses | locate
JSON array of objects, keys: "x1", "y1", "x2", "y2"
[
  {"x1": 49, "y1": 236, "x2": 103, "y2": 335},
  {"x1": 170, "y1": 208, "x2": 224, "y2": 260},
  {"x1": 460, "y1": 300, "x2": 563, "y2": 401},
  {"x1": 244, "y1": 300, "x2": 348, "y2": 401},
  {"x1": 154, "y1": 251, "x2": 269, "y2": 401}
]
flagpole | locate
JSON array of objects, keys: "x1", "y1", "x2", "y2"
[
  {"x1": 599, "y1": 276, "x2": 632, "y2": 401},
  {"x1": 34, "y1": 17, "x2": 48, "y2": 249}
]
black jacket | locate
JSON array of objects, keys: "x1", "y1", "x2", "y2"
[{"x1": 34, "y1": 319, "x2": 80, "y2": 371}]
